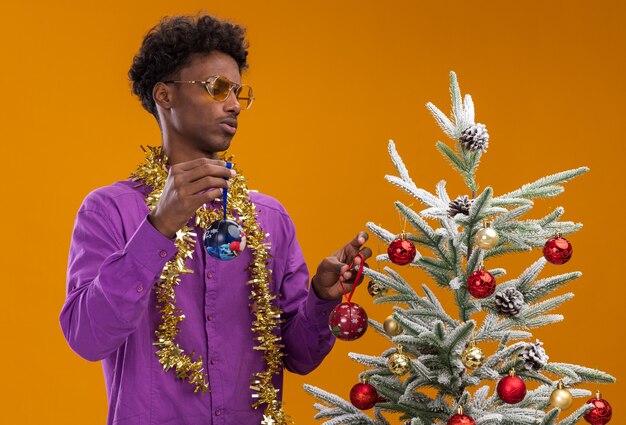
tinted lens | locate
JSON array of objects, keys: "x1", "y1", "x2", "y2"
[
  {"x1": 236, "y1": 85, "x2": 254, "y2": 110},
  {"x1": 211, "y1": 76, "x2": 233, "y2": 101}
]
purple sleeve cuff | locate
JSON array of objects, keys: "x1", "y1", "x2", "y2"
[
  {"x1": 124, "y1": 215, "x2": 178, "y2": 271},
  {"x1": 304, "y1": 285, "x2": 342, "y2": 329}
]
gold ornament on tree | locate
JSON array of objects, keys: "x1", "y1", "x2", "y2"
[
  {"x1": 461, "y1": 340, "x2": 484, "y2": 369},
  {"x1": 387, "y1": 346, "x2": 411, "y2": 376},
  {"x1": 550, "y1": 381, "x2": 573, "y2": 410},
  {"x1": 383, "y1": 315, "x2": 403, "y2": 337},
  {"x1": 367, "y1": 280, "x2": 388, "y2": 298},
  {"x1": 475, "y1": 221, "x2": 499, "y2": 250}
]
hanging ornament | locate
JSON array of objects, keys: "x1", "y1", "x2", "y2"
[
  {"x1": 461, "y1": 341, "x2": 484, "y2": 369},
  {"x1": 550, "y1": 381, "x2": 573, "y2": 410},
  {"x1": 203, "y1": 219, "x2": 246, "y2": 260},
  {"x1": 367, "y1": 280, "x2": 388, "y2": 297},
  {"x1": 447, "y1": 406, "x2": 476, "y2": 425},
  {"x1": 497, "y1": 369, "x2": 527, "y2": 404},
  {"x1": 543, "y1": 233, "x2": 573, "y2": 265},
  {"x1": 383, "y1": 315, "x2": 403, "y2": 337},
  {"x1": 328, "y1": 302, "x2": 368, "y2": 341},
  {"x1": 475, "y1": 222, "x2": 499, "y2": 250},
  {"x1": 584, "y1": 391, "x2": 612, "y2": 425},
  {"x1": 387, "y1": 346, "x2": 411, "y2": 376},
  {"x1": 388, "y1": 236, "x2": 417, "y2": 265},
  {"x1": 349, "y1": 380, "x2": 379, "y2": 410},
  {"x1": 328, "y1": 253, "x2": 368, "y2": 341},
  {"x1": 203, "y1": 162, "x2": 246, "y2": 261},
  {"x1": 466, "y1": 265, "x2": 496, "y2": 298}
]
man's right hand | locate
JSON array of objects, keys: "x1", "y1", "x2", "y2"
[{"x1": 148, "y1": 158, "x2": 235, "y2": 238}]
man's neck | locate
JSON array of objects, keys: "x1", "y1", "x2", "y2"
[{"x1": 161, "y1": 136, "x2": 220, "y2": 165}]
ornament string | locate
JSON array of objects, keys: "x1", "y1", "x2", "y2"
[
  {"x1": 222, "y1": 161, "x2": 233, "y2": 219},
  {"x1": 338, "y1": 253, "x2": 365, "y2": 303}
]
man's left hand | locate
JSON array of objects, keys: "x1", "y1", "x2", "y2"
[{"x1": 311, "y1": 231, "x2": 372, "y2": 301}]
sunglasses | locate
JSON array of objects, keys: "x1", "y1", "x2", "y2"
[{"x1": 163, "y1": 75, "x2": 254, "y2": 110}]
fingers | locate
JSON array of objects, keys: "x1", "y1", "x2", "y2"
[
  {"x1": 184, "y1": 162, "x2": 235, "y2": 183},
  {"x1": 190, "y1": 188, "x2": 223, "y2": 206},
  {"x1": 353, "y1": 246, "x2": 373, "y2": 264},
  {"x1": 350, "y1": 231, "x2": 369, "y2": 249},
  {"x1": 343, "y1": 262, "x2": 369, "y2": 284},
  {"x1": 185, "y1": 175, "x2": 231, "y2": 196}
]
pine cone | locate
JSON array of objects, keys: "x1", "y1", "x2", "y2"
[
  {"x1": 494, "y1": 288, "x2": 524, "y2": 317},
  {"x1": 520, "y1": 340, "x2": 549, "y2": 371},
  {"x1": 459, "y1": 123, "x2": 489, "y2": 152},
  {"x1": 448, "y1": 195, "x2": 473, "y2": 218}
]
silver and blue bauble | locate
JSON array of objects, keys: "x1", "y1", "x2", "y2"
[{"x1": 203, "y1": 162, "x2": 246, "y2": 261}]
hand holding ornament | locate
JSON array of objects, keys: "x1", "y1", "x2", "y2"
[
  {"x1": 312, "y1": 232, "x2": 372, "y2": 300},
  {"x1": 148, "y1": 157, "x2": 235, "y2": 238}
]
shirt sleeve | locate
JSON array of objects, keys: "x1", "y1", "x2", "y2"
[
  {"x1": 59, "y1": 206, "x2": 177, "y2": 361},
  {"x1": 278, "y1": 219, "x2": 341, "y2": 375}
]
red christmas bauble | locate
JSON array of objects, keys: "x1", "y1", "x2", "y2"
[
  {"x1": 497, "y1": 375, "x2": 527, "y2": 404},
  {"x1": 349, "y1": 382, "x2": 379, "y2": 410},
  {"x1": 543, "y1": 236, "x2": 573, "y2": 265},
  {"x1": 328, "y1": 302, "x2": 368, "y2": 341},
  {"x1": 466, "y1": 269, "x2": 496, "y2": 298},
  {"x1": 447, "y1": 413, "x2": 476, "y2": 425},
  {"x1": 388, "y1": 238, "x2": 417, "y2": 265},
  {"x1": 584, "y1": 394, "x2": 612, "y2": 425}
]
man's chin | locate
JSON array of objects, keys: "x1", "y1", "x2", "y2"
[{"x1": 200, "y1": 137, "x2": 232, "y2": 155}]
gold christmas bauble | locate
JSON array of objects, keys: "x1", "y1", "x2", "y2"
[
  {"x1": 367, "y1": 280, "x2": 388, "y2": 298},
  {"x1": 476, "y1": 226, "x2": 499, "y2": 250},
  {"x1": 461, "y1": 344, "x2": 484, "y2": 369},
  {"x1": 550, "y1": 382, "x2": 573, "y2": 410},
  {"x1": 387, "y1": 352, "x2": 411, "y2": 376},
  {"x1": 383, "y1": 315, "x2": 403, "y2": 337}
]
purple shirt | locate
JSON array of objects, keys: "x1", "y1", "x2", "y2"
[{"x1": 60, "y1": 179, "x2": 340, "y2": 425}]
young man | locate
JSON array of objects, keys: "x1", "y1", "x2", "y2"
[{"x1": 60, "y1": 14, "x2": 370, "y2": 425}]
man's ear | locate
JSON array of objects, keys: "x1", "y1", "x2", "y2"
[{"x1": 153, "y1": 82, "x2": 172, "y2": 110}]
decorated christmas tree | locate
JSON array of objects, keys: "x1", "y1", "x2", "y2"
[{"x1": 304, "y1": 72, "x2": 616, "y2": 425}]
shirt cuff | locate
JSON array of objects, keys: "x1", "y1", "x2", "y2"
[
  {"x1": 304, "y1": 285, "x2": 342, "y2": 328},
  {"x1": 124, "y1": 215, "x2": 178, "y2": 271}
]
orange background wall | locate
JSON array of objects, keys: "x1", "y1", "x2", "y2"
[{"x1": 1, "y1": 0, "x2": 624, "y2": 423}]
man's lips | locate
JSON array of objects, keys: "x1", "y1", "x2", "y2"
[{"x1": 220, "y1": 117, "x2": 238, "y2": 135}]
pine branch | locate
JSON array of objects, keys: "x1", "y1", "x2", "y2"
[
  {"x1": 524, "y1": 272, "x2": 582, "y2": 303},
  {"x1": 303, "y1": 384, "x2": 361, "y2": 414},
  {"x1": 388, "y1": 139, "x2": 416, "y2": 188},
  {"x1": 556, "y1": 404, "x2": 594, "y2": 425},
  {"x1": 366, "y1": 222, "x2": 396, "y2": 243},
  {"x1": 547, "y1": 363, "x2": 616, "y2": 384},
  {"x1": 498, "y1": 167, "x2": 589, "y2": 201}
]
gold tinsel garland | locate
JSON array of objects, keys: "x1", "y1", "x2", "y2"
[{"x1": 130, "y1": 146, "x2": 289, "y2": 424}]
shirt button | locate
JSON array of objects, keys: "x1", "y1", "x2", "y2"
[
  {"x1": 206, "y1": 315, "x2": 212, "y2": 321},
  {"x1": 136, "y1": 285, "x2": 144, "y2": 292},
  {"x1": 206, "y1": 272, "x2": 213, "y2": 279},
  {"x1": 159, "y1": 250, "x2": 167, "y2": 258},
  {"x1": 210, "y1": 359, "x2": 216, "y2": 365},
  {"x1": 215, "y1": 409, "x2": 221, "y2": 416}
]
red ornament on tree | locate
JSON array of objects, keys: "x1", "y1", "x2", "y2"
[
  {"x1": 328, "y1": 302, "x2": 368, "y2": 341},
  {"x1": 466, "y1": 266, "x2": 496, "y2": 298},
  {"x1": 388, "y1": 237, "x2": 417, "y2": 265},
  {"x1": 584, "y1": 392, "x2": 612, "y2": 425},
  {"x1": 349, "y1": 381, "x2": 379, "y2": 410},
  {"x1": 543, "y1": 234, "x2": 573, "y2": 265},
  {"x1": 447, "y1": 406, "x2": 476, "y2": 425},
  {"x1": 497, "y1": 370, "x2": 527, "y2": 404}
]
